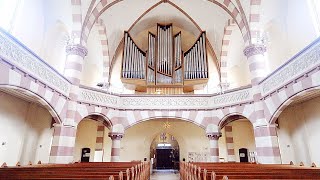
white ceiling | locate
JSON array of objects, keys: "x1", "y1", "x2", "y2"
[{"x1": 97, "y1": 0, "x2": 244, "y2": 63}]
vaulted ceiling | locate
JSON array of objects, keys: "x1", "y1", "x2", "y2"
[{"x1": 83, "y1": 0, "x2": 253, "y2": 65}]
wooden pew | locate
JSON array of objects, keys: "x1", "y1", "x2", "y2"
[
  {"x1": 180, "y1": 161, "x2": 320, "y2": 180},
  {"x1": 0, "y1": 161, "x2": 151, "y2": 180}
]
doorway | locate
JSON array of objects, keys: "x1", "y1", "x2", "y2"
[
  {"x1": 156, "y1": 149, "x2": 173, "y2": 169},
  {"x1": 150, "y1": 133, "x2": 180, "y2": 170}
]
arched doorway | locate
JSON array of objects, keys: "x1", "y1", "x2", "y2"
[
  {"x1": 219, "y1": 115, "x2": 256, "y2": 163},
  {"x1": 120, "y1": 118, "x2": 208, "y2": 164},
  {"x1": 74, "y1": 115, "x2": 112, "y2": 162},
  {"x1": 150, "y1": 133, "x2": 179, "y2": 170}
]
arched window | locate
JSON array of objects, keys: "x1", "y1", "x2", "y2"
[{"x1": 0, "y1": 0, "x2": 21, "y2": 31}]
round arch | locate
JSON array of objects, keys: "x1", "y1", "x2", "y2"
[
  {"x1": 269, "y1": 86, "x2": 320, "y2": 124},
  {"x1": 124, "y1": 116, "x2": 206, "y2": 130},
  {"x1": 0, "y1": 85, "x2": 62, "y2": 123},
  {"x1": 77, "y1": 112, "x2": 113, "y2": 129},
  {"x1": 81, "y1": 0, "x2": 251, "y2": 45},
  {"x1": 218, "y1": 113, "x2": 252, "y2": 129}
]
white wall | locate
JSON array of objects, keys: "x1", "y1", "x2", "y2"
[
  {"x1": 262, "y1": 0, "x2": 319, "y2": 72},
  {"x1": 120, "y1": 119, "x2": 209, "y2": 162},
  {"x1": 277, "y1": 96, "x2": 320, "y2": 166},
  {"x1": 0, "y1": 92, "x2": 53, "y2": 166},
  {"x1": 81, "y1": 25, "x2": 104, "y2": 87}
]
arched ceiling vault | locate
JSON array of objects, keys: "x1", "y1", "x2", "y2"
[
  {"x1": 107, "y1": 0, "x2": 221, "y2": 81},
  {"x1": 81, "y1": 0, "x2": 251, "y2": 51},
  {"x1": 81, "y1": 0, "x2": 252, "y2": 82}
]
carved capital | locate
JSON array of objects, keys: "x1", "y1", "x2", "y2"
[
  {"x1": 243, "y1": 44, "x2": 266, "y2": 57},
  {"x1": 206, "y1": 132, "x2": 221, "y2": 140},
  {"x1": 108, "y1": 132, "x2": 124, "y2": 140},
  {"x1": 66, "y1": 44, "x2": 88, "y2": 58}
]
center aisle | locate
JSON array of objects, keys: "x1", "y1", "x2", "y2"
[{"x1": 150, "y1": 170, "x2": 180, "y2": 180}]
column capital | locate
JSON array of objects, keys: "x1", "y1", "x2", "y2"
[
  {"x1": 66, "y1": 44, "x2": 88, "y2": 58},
  {"x1": 243, "y1": 44, "x2": 266, "y2": 57},
  {"x1": 108, "y1": 132, "x2": 124, "y2": 140},
  {"x1": 206, "y1": 132, "x2": 221, "y2": 140}
]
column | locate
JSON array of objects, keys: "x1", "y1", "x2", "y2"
[
  {"x1": 225, "y1": 125, "x2": 236, "y2": 162},
  {"x1": 49, "y1": 44, "x2": 87, "y2": 163},
  {"x1": 94, "y1": 124, "x2": 105, "y2": 162},
  {"x1": 207, "y1": 133, "x2": 221, "y2": 162},
  {"x1": 108, "y1": 132, "x2": 124, "y2": 162},
  {"x1": 64, "y1": 44, "x2": 88, "y2": 126},
  {"x1": 244, "y1": 44, "x2": 281, "y2": 164},
  {"x1": 49, "y1": 124, "x2": 76, "y2": 164},
  {"x1": 243, "y1": 43, "x2": 267, "y2": 85},
  {"x1": 254, "y1": 125, "x2": 281, "y2": 164},
  {"x1": 64, "y1": 44, "x2": 88, "y2": 85}
]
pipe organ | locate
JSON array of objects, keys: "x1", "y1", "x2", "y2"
[{"x1": 121, "y1": 24, "x2": 208, "y2": 93}]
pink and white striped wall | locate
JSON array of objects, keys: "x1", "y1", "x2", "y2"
[
  {"x1": 71, "y1": 0, "x2": 83, "y2": 44},
  {"x1": 224, "y1": 125, "x2": 236, "y2": 162}
]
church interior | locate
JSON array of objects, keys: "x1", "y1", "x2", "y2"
[{"x1": 0, "y1": 0, "x2": 320, "y2": 179}]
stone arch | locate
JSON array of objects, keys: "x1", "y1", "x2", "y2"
[
  {"x1": 125, "y1": 116, "x2": 206, "y2": 130},
  {"x1": 218, "y1": 113, "x2": 253, "y2": 129},
  {"x1": 269, "y1": 86, "x2": 320, "y2": 124},
  {"x1": 75, "y1": 104, "x2": 113, "y2": 128},
  {"x1": 81, "y1": 0, "x2": 251, "y2": 45},
  {"x1": 0, "y1": 85, "x2": 63, "y2": 124}
]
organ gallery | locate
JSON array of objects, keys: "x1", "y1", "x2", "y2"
[{"x1": 121, "y1": 24, "x2": 208, "y2": 93}]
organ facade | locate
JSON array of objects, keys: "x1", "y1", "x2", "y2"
[{"x1": 121, "y1": 24, "x2": 208, "y2": 93}]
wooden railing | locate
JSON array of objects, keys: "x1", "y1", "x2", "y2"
[
  {"x1": 180, "y1": 161, "x2": 320, "y2": 179},
  {"x1": 0, "y1": 161, "x2": 150, "y2": 180}
]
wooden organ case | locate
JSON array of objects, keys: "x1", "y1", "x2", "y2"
[{"x1": 121, "y1": 24, "x2": 208, "y2": 94}]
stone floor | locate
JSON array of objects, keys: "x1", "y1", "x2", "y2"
[{"x1": 150, "y1": 169, "x2": 180, "y2": 180}]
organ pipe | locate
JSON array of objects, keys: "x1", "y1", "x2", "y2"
[{"x1": 122, "y1": 26, "x2": 207, "y2": 86}]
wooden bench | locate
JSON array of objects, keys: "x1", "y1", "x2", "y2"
[
  {"x1": 180, "y1": 162, "x2": 320, "y2": 180},
  {"x1": 0, "y1": 161, "x2": 150, "y2": 180}
]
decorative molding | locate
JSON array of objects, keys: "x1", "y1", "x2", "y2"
[
  {"x1": 207, "y1": 132, "x2": 222, "y2": 140},
  {"x1": 0, "y1": 30, "x2": 70, "y2": 95},
  {"x1": 66, "y1": 44, "x2": 88, "y2": 58},
  {"x1": 108, "y1": 132, "x2": 124, "y2": 140},
  {"x1": 261, "y1": 42, "x2": 320, "y2": 95},
  {"x1": 78, "y1": 88, "x2": 119, "y2": 108},
  {"x1": 243, "y1": 44, "x2": 266, "y2": 57},
  {"x1": 121, "y1": 96, "x2": 209, "y2": 109},
  {"x1": 210, "y1": 88, "x2": 251, "y2": 106}
]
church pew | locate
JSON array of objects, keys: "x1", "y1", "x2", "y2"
[
  {"x1": 180, "y1": 162, "x2": 320, "y2": 180},
  {"x1": 0, "y1": 161, "x2": 150, "y2": 180}
]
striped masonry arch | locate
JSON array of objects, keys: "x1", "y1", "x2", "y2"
[
  {"x1": 220, "y1": 19, "x2": 236, "y2": 90},
  {"x1": 80, "y1": 0, "x2": 251, "y2": 45},
  {"x1": 96, "y1": 19, "x2": 111, "y2": 85}
]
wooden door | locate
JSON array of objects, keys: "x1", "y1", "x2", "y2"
[{"x1": 156, "y1": 149, "x2": 173, "y2": 169}]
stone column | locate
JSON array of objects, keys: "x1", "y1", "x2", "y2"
[
  {"x1": 243, "y1": 44, "x2": 267, "y2": 85},
  {"x1": 254, "y1": 125, "x2": 281, "y2": 164},
  {"x1": 64, "y1": 44, "x2": 88, "y2": 85},
  {"x1": 207, "y1": 133, "x2": 221, "y2": 162},
  {"x1": 244, "y1": 44, "x2": 281, "y2": 164},
  {"x1": 108, "y1": 132, "x2": 124, "y2": 162},
  {"x1": 49, "y1": 44, "x2": 87, "y2": 163},
  {"x1": 49, "y1": 124, "x2": 77, "y2": 164}
]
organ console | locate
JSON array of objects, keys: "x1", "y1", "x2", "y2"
[{"x1": 121, "y1": 24, "x2": 208, "y2": 93}]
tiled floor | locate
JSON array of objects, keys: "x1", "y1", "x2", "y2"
[{"x1": 150, "y1": 170, "x2": 180, "y2": 180}]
